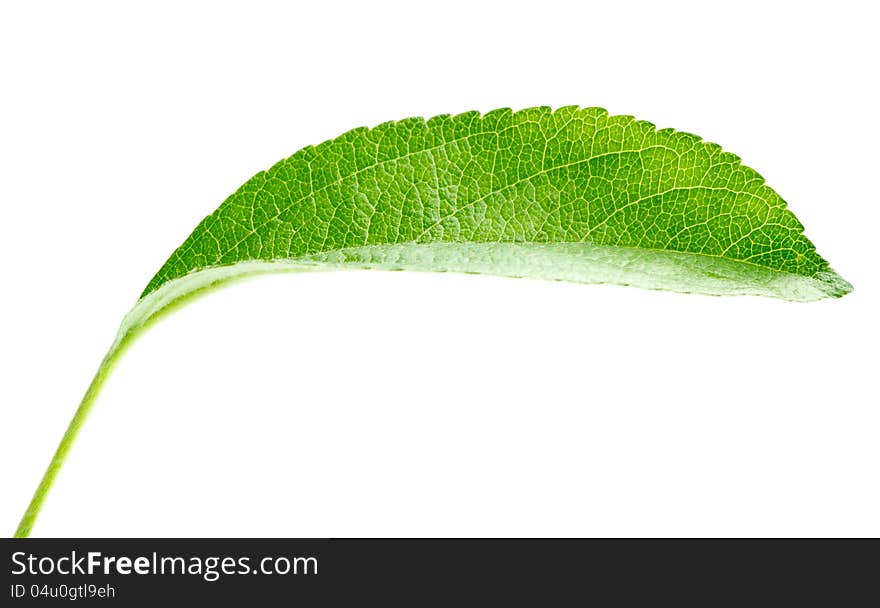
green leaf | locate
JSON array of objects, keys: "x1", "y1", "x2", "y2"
[{"x1": 14, "y1": 106, "x2": 850, "y2": 537}]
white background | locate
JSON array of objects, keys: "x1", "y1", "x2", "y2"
[{"x1": 1, "y1": 1, "x2": 877, "y2": 537}]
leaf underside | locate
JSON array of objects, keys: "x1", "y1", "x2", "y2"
[{"x1": 15, "y1": 106, "x2": 851, "y2": 537}]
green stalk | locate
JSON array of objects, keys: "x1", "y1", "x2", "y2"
[
  {"x1": 14, "y1": 335, "x2": 130, "y2": 538},
  {"x1": 14, "y1": 270, "x2": 272, "y2": 537}
]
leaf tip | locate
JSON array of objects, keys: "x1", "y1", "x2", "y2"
[{"x1": 815, "y1": 269, "x2": 854, "y2": 299}]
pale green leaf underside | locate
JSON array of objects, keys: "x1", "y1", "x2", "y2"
[{"x1": 15, "y1": 106, "x2": 850, "y2": 538}]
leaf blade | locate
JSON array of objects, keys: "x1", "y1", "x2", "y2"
[{"x1": 141, "y1": 106, "x2": 850, "y2": 303}]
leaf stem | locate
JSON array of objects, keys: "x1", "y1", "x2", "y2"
[
  {"x1": 13, "y1": 270, "x2": 266, "y2": 537},
  {"x1": 14, "y1": 333, "x2": 130, "y2": 538}
]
